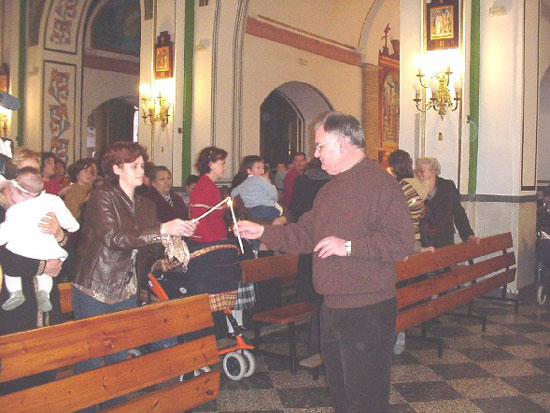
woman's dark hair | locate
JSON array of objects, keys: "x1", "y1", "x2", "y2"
[
  {"x1": 186, "y1": 174, "x2": 199, "y2": 187},
  {"x1": 195, "y1": 146, "x2": 228, "y2": 175},
  {"x1": 388, "y1": 149, "x2": 414, "y2": 181},
  {"x1": 151, "y1": 165, "x2": 171, "y2": 183},
  {"x1": 55, "y1": 158, "x2": 67, "y2": 171},
  {"x1": 231, "y1": 155, "x2": 262, "y2": 190},
  {"x1": 144, "y1": 162, "x2": 157, "y2": 182},
  {"x1": 40, "y1": 152, "x2": 56, "y2": 174},
  {"x1": 101, "y1": 142, "x2": 149, "y2": 184},
  {"x1": 68, "y1": 159, "x2": 93, "y2": 183}
]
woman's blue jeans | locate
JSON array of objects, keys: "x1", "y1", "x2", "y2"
[{"x1": 72, "y1": 287, "x2": 137, "y2": 411}]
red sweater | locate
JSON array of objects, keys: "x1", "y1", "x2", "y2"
[
  {"x1": 261, "y1": 158, "x2": 414, "y2": 309},
  {"x1": 282, "y1": 167, "x2": 302, "y2": 208},
  {"x1": 189, "y1": 175, "x2": 227, "y2": 242},
  {"x1": 43, "y1": 178, "x2": 60, "y2": 195}
]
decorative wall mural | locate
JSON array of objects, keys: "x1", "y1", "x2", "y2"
[
  {"x1": 43, "y1": 61, "x2": 76, "y2": 163},
  {"x1": 91, "y1": 0, "x2": 140, "y2": 56},
  {"x1": 44, "y1": 0, "x2": 86, "y2": 54}
]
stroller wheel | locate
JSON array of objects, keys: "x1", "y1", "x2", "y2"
[
  {"x1": 537, "y1": 285, "x2": 547, "y2": 305},
  {"x1": 223, "y1": 352, "x2": 246, "y2": 381},
  {"x1": 241, "y1": 349, "x2": 256, "y2": 377}
]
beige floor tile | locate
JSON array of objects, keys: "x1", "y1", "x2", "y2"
[
  {"x1": 477, "y1": 359, "x2": 545, "y2": 377},
  {"x1": 217, "y1": 389, "x2": 283, "y2": 411},
  {"x1": 465, "y1": 323, "x2": 515, "y2": 336},
  {"x1": 527, "y1": 393, "x2": 550, "y2": 410},
  {"x1": 524, "y1": 331, "x2": 550, "y2": 345},
  {"x1": 444, "y1": 335, "x2": 497, "y2": 349},
  {"x1": 409, "y1": 349, "x2": 471, "y2": 364},
  {"x1": 504, "y1": 344, "x2": 550, "y2": 359},
  {"x1": 448, "y1": 377, "x2": 519, "y2": 399},
  {"x1": 391, "y1": 365, "x2": 441, "y2": 383},
  {"x1": 410, "y1": 399, "x2": 483, "y2": 413}
]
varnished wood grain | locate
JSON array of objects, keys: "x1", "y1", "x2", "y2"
[
  {"x1": 241, "y1": 254, "x2": 299, "y2": 283},
  {"x1": 0, "y1": 336, "x2": 219, "y2": 412},
  {"x1": 102, "y1": 371, "x2": 220, "y2": 413},
  {"x1": 0, "y1": 294, "x2": 213, "y2": 382}
]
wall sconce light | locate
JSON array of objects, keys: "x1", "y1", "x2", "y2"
[
  {"x1": 413, "y1": 67, "x2": 462, "y2": 119},
  {"x1": 0, "y1": 111, "x2": 9, "y2": 138},
  {"x1": 139, "y1": 83, "x2": 172, "y2": 130}
]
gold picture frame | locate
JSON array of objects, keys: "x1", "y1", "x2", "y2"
[
  {"x1": 154, "y1": 31, "x2": 173, "y2": 79},
  {"x1": 426, "y1": 0, "x2": 459, "y2": 51}
]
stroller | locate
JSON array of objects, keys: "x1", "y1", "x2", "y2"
[
  {"x1": 145, "y1": 238, "x2": 256, "y2": 381},
  {"x1": 536, "y1": 196, "x2": 550, "y2": 304}
]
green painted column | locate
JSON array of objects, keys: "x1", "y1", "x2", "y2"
[
  {"x1": 468, "y1": 0, "x2": 480, "y2": 195},
  {"x1": 182, "y1": 0, "x2": 194, "y2": 181},
  {"x1": 17, "y1": 0, "x2": 27, "y2": 146}
]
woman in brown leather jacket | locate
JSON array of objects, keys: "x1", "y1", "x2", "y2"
[{"x1": 72, "y1": 142, "x2": 196, "y2": 381}]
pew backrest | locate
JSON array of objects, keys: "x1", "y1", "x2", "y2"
[
  {"x1": 395, "y1": 232, "x2": 516, "y2": 332},
  {"x1": 0, "y1": 294, "x2": 219, "y2": 412}
]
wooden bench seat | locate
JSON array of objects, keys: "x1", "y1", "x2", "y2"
[
  {"x1": 395, "y1": 232, "x2": 517, "y2": 355},
  {"x1": 0, "y1": 294, "x2": 220, "y2": 412},
  {"x1": 241, "y1": 254, "x2": 311, "y2": 374}
]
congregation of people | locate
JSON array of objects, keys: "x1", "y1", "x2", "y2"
[{"x1": 0, "y1": 113, "x2": 483, "y2": 412}]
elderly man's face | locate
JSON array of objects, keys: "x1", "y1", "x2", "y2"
[{"x1": 314, "y1": 126, "x2": 341, "y2": 175}]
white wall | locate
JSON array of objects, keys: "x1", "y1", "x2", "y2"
[
  {"x1": 241, "y1": 35, "x2": 362, "y2": 162},
  {"x1": 476, "y1": 1, "x2": 523, "y2": 195}
]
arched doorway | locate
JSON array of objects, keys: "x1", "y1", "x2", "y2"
[
  {"x1": 86, "y1": 97, "x2": 138, "y2": 158},
  {"x1": 260, "y1": 82, "x2": 333, "y2": 164},
  {"x1": 80, "y1": 0, "x2": 141, "y2": 159}
]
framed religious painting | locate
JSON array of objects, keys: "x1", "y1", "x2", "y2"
[
  {"x1": 426, "y1": 0, "x2": 460, "y2": 51},
  {"x1": 155, "y1": 31, "x2": 173, "y2": 79},
  {"x1": 0, "y1": 64, "x2": 8, "y2": 93},
  {"x1": 378, "y1": 54, "x2": 400, "y2": 168}
]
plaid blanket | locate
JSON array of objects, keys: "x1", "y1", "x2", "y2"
[{"x1": 233, "y1": 282, "x2": 255, "y2": 310}]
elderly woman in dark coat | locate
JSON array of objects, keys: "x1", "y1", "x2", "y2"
[
  {"x1": 145, "y1": 165, "x2": 189, "y2": 222},
  {"x1": 416, "y1": 157, "x2": 479, "y2": 248}
]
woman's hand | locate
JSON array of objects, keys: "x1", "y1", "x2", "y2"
[
  {"x1": 44, "y1": 259, "x2": 63, "y2": 277},
  {"x1": 39, "y1": 212, "x2": 65, "y2": 242},
  {"x1": 161, "y1": 219, "x2": 197, "y2": 237}
]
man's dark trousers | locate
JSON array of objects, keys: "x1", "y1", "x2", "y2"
[{"x1": 321, "y1": 298, "x2": 396, "y2": 412}]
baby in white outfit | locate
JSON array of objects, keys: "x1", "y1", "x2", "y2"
[{"x1": 1, "y1": 167, "x2": 79, "y2": 312}]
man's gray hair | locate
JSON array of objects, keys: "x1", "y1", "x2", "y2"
[
  {"x1": 416, "y1": 157, "x2": 441, "y2": 176},
  {"x1": 315, "y1": 112, "x2": 365, "y2": 149}
]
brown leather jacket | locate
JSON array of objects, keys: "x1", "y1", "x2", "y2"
[{"x1": 73, "y1": 182, "x2": 162, "y2": 302}]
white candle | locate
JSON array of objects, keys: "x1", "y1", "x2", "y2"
[
  {"x1": 227, "y1": 197, "x2": 245, "y2": 254},
  {"x1": 191, "y1": 196, "x2": 230, "y2": 223}
]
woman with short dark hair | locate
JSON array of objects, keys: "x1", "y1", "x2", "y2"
[
  {"x1": 72, "y1": 142, "x2": 196, "y2": 379},
  {"x1": 64, "y1": 159, "x2": 94, "y2": 221},
  {"x1": 190, "y1": 146, "x2": 228, "y2": 242}
]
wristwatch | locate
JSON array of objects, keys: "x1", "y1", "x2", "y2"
[{"x1": 345, "y1": 240, "x2": 352, "y2": 257}]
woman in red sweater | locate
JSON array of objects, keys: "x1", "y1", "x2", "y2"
[{"x1": 189, "y1": 147, "x2": 228, "y2": 242}]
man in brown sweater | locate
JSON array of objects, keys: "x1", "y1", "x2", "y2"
[{"x1": 237, "y1": 112, "x2": 414, "y2": 412}]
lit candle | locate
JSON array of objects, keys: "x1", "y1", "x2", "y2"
[
  {"x1": 191, "y1": 197, "x2": 229, "y2": 223},
  {"x1": 227, "y1": 198, "x2": 245, "y2": 254}
]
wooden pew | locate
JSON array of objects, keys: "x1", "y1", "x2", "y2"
[
  {"x1": 395, "y1": 232, "x2": 516, "y2": 355},
  {"x1": 241, "y1": 254, "x2": 312, "y2": 374},
  {"x1": 0, "y1": 294, "x2": 220, "y2": 412}
]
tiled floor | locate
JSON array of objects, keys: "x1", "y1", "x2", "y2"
[{"x1": 195, "y1": 295, "x2": 550, "y2": 412}]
